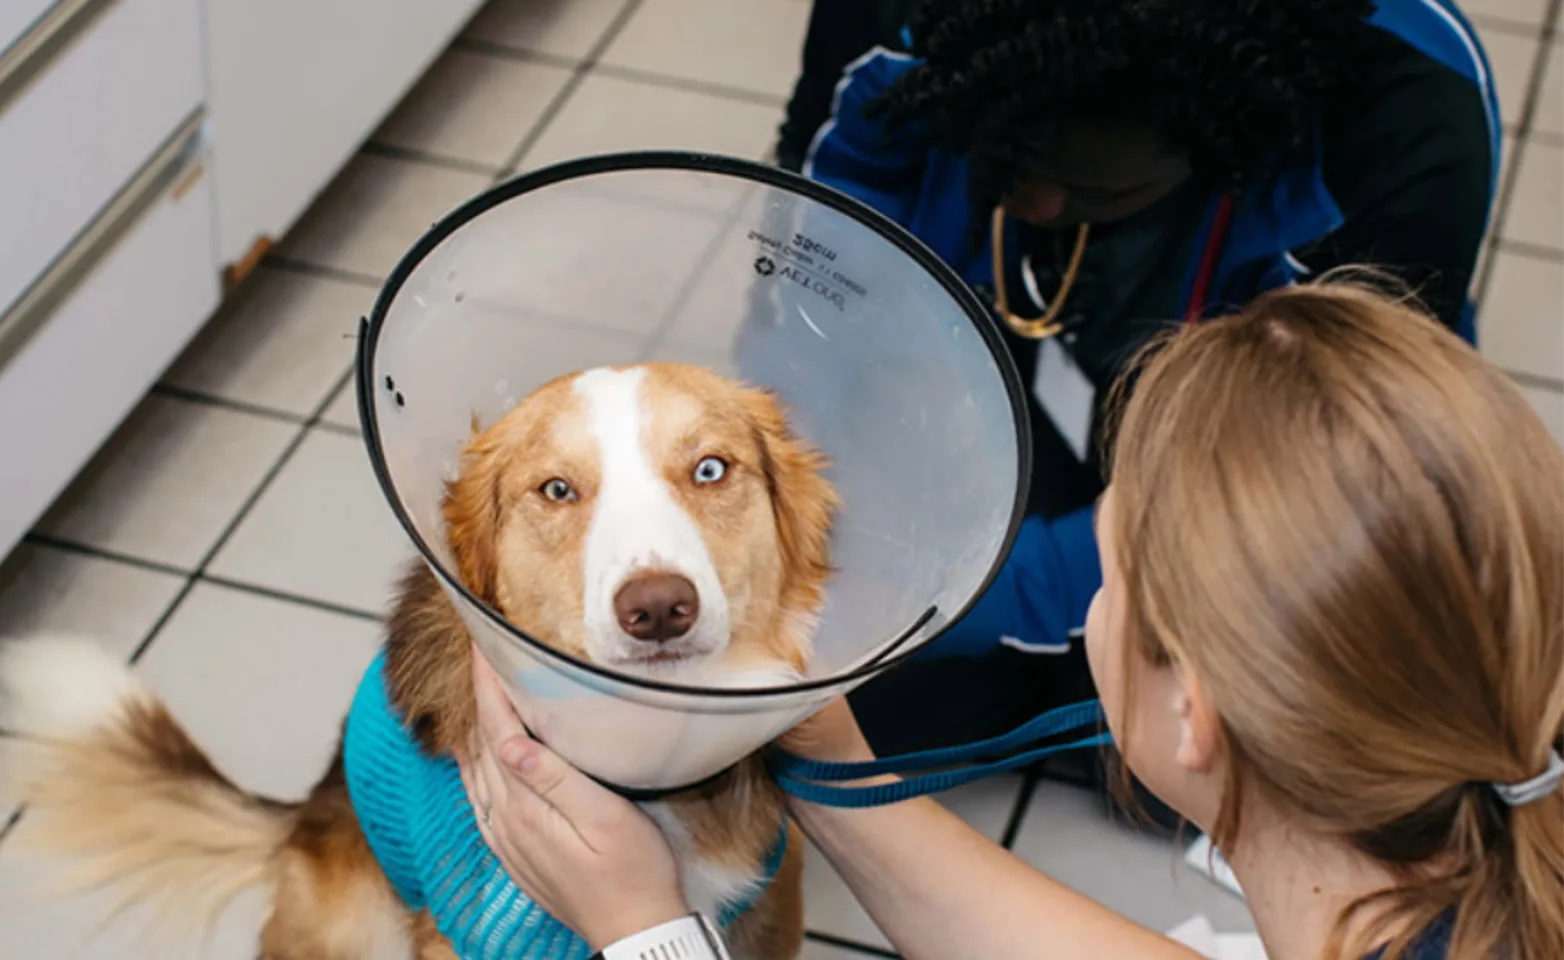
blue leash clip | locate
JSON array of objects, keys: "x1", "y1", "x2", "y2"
[{"x1": 767, "y1": 699, "x2": 1114, "y2": 807}]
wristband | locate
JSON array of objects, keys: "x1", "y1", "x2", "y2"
[{"x1": 595, "y1": 913, "x2": 731, "y2": 960}]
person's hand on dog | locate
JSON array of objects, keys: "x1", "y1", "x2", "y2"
[{"x1": 457, "y1": 648, "x2": 689, "y2": 949}]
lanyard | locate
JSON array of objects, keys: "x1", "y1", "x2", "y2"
[
  {"x1": 772, "y1": 196, "x2": 1241, "y2": 809},
  {"x1": 768, "y1": 698, "x2": 1112, "y2": 807},
  {"x1": 1182, "y1": 191, "x2": 1238, "y2": 324}
]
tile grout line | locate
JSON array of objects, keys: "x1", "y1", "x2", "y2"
[
  {"x1": 315, "y1": 419, "x2": 364, "y2": 439},
  {"x1": 450, "y1": 33, "x2": 789, "y2": 111},
  {"x1": 803, "y1": 930, "x2": 901, "y2": 958},
  {"x1": 19, "y1": 532, "x2": 386, "y2": 623},
  {"x1": 1470, "y1": 12, "x2": 1559, "y2": 37},
  {"x1": 262, "y1": 0, "x2": 794, "y2": 292},
  {"x1": 588, "y1": 62, "x2": 791, "y2": 109},
  {"x1": 635, "y1": 187, "x2": 758, "y2": 362},
  {"x1": 998, "y1": 771, "x2": 1043, "y2": 849},
  {"x1": 1496, "y1": 237, "x2": 1564, "y2": 262},
  {"x1": 264, "y1": 255, "x2": 386, "y2": 290},
  {"x1": 1475, "y1": 0, "x2": 1562, "y2": 306},
  {"x1": 0, "y1": 369, "x2": 372, "y2": 851},
  {"x1": 360, "y1": 140, "x2": 502, "y2": 178},
  {"x1": 489, "y1": 64, "x2": 593, "y2": 180},
  {"x1": 22, "y1": 532, "x2": 191, "y2": 578},
  {"x1": 493, "y1": 0, "x2": 653, "y2": 180},
  {"x1": 127, "y1": 365, "x2": 361, "y2": 667},
  {"x1": 153, "y1": 376, "x2": 364, "y2": 437},
  {"x1": 198, "y1": 575, "x2": 386, "y2": 623},
  {"x1": 152, "y1": 383, "x2": 313, "y2": 428},
  {"x1": 451, "y1": 36, "x2": 580, "y2": 71},
  {"x1": 1508, "y1": 368, "x2": 1564, "y2": 391}
]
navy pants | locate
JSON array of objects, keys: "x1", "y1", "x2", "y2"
[{"x1": 850, "y1": 511, "x2": 1103, "y2": 752}]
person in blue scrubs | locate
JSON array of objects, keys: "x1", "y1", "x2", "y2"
[{"x1": 796, "y1": 0, "x2": 1503, "y2": 796}]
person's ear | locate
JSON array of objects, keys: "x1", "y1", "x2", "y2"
[{"x1": 1173, "y1": 664, "x2": 1222, "y2": 774}]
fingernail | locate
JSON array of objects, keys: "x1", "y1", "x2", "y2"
[{"x1": 501, "y1": 740, "x2": 536, "y2": 773}]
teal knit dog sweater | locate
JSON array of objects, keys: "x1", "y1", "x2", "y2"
[{"x1": 342, "y1": 650, "x2": 785, "y2": 959}]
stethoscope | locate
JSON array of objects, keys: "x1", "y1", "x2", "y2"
[
  {"x1": 988, "y1": 191, "x2": 1239, "y2": 339},
  {"x1": 768, "y1": 192, "x2": 1243, "y2": 809}
]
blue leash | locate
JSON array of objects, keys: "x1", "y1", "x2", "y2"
[{"x1": 767, "y1": 698, "x2": 1113, "y2": 807}]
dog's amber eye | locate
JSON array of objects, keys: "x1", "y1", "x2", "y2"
[
  {"x1": 539, "y1": 478, "x2": 578, "y2": 502},
  {"x1": 692, "y1": 456, "x2": 727, "y2": 485}
]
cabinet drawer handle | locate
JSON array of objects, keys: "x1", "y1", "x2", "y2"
[
  {"x1": 0, "y1": 0, "x2": 120, "y2": 115},
  {"x1": 0, "y1": 110, "x2": 205, "y2": 372}
]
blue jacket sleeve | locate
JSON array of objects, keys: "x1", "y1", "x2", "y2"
[
  {"x1": 925, "y1": 505, "x2": 1104, "y2": 659},
  {"x1": 1026, "y1": 505, "x2": 1104, "y2": 641},
  {"x1": 802, "y1": 48, "x2": 930, "y2": 229}
]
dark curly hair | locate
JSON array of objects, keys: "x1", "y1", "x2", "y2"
[{"x1": 871, "y1": 0, "x2": 1376, "y2": 220}]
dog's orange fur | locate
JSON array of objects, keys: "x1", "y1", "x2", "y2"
[
  {"x1": 4, "y1": 363, "x2": 836, "y2": 960},
  {"x1": 443, "y1": 364, "x2": 836, "y2": 675}
]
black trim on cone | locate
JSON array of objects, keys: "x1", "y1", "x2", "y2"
[{"x1": 356, "y1": 150, "x2": 1033, "y2": 702}]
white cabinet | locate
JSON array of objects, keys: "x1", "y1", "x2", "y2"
[
  {"x1": 0, "y1": 0, "x2": 205, "y2": 316},
  {"x1": 205, "y1": 0, "x2": 487, "y2": 270},
  {"x1": 0, "y1": 0, "x2": 486, "y2": 558},
  {"x1": 0, "y1": 0, "x2": 59, "y2": 55},
  {"x1": 0, "y1": 121, "x2": 220, "y2": 554}
]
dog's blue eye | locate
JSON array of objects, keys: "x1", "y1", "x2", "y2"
[
  {"x1": 693, "y1": 456, "x2": 727, "y2": 485},
  {"x1": 540, "y1": 478, "x2": 577, "y2": 502}
]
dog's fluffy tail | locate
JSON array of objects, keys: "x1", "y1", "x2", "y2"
[{"x1": 0, "y1": 635, "x2": 297, "y2": 938}]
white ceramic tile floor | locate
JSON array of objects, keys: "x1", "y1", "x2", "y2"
[
  {"x1": 0, "y1": 545, "x2": 186, "y2": 819},
  {"x1": 374, "y1": 49, "x2": 575, "y2": 169},
  {"x1": 516, "y1": 73, "x2": 786, "y2": 172},
  {"x1": 1460, "y1": 0, "x2": 1551, "y2": 29},
  {"x1": 386, "y1": 190, "x2": 736, "y2": 337},
  {"x1": 600, "y1": 0, "x2": 811, "y2": 97},
  {"x1": 0, "y1": 544, "x2": 184, "y2": 653},
  {"x1": 206, "y1": 428, "x2": 409, "y2": 616},
  {"x1": 1480, "y1": 250, "x2": 1564, "y2": 381},
  {"x1": 164, "y1": 266, "x2": 370, "y2": 419},
  {"x1": 463, "y1": 0, "x2": 632, "y2": 60},
  {"x1": 802, "y1": 775, "x2": 1022, "y2": 951},
  {"x1": 1010, "y1": 782, "x2": 1256, "y2": 936},
  {"x1": 3, "y1": 2, "x2": 1561, "y2": 959},
  {"x1": 646, "y1": 337, "x2": 742, "y2": 380},
  {"x1": 32, "y1": 396, "x2": 297, "y2": 570},
  {"x1": 0, "y1": 855, "x2": 269, "y2": 960},
  {"x1": 1479, "y1": 27, "x2": 1544, "y2": 125},
  {"x1": 1532, "y1": 37, "x2": 1562, "y2": 140},
  {"x1": 1504, "y1": 140, "x2": 1563, "y2": 250},
  {"x1": 320, "y1": 377, "x2": 362, "y2": 432},
  {"x1": 131, "y1": 582, "x2": 382, "y2": 800},
  {"x1": 0, "y1": 584, "x2": 380, "y2": 960},
  {"x1": 276, "y1": 154, "x2": 493, "y2": 279}
]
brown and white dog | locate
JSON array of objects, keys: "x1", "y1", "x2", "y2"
[{"x1": 0, "y1": 362, "x2": 839, "y2": 960}]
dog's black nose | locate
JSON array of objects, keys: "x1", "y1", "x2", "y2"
[{"x1": 614, "y1": 574, "x2": 700, "y2": 642}]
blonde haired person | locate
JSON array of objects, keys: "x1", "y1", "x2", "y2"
[{"x1": 457, "y1": 282, "x2": 1564, "y2": 960}]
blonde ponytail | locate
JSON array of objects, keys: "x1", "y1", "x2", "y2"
[
  {"x1": 1500, "y1": 748, "x2": 1564, "y2": 959},
  {"x1": 1106, "y1": 280, "x2": 1564, "y2": 960},
  {"x1": 1336, "y1": 770, "x2": 1564, "y2": 960}
]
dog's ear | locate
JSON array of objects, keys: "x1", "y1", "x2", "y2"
[
  {"x1": 443, "y1": 421, "x2": 506, "y2": 605},
  {"x1": 742, "y1": 388, "x2": 841, "y2": 614}
]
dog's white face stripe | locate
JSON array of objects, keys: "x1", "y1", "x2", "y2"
[{"x1": 575, "y1": 368, "x2": 731, "y2": 670}]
